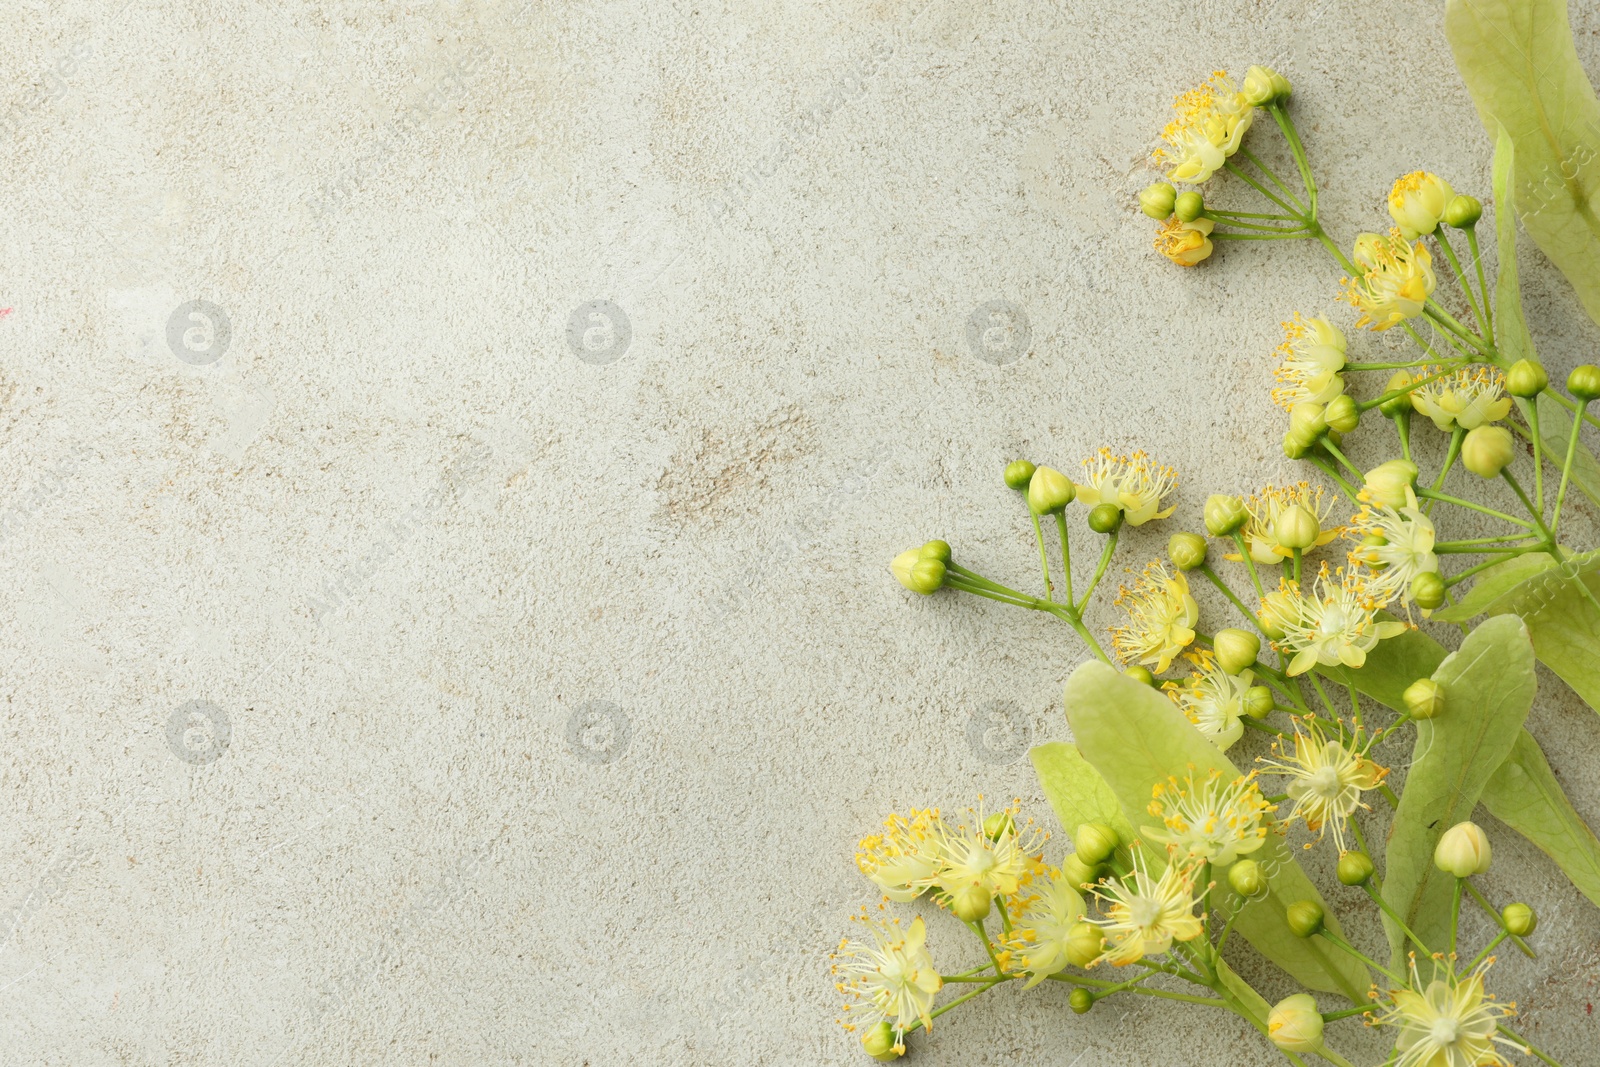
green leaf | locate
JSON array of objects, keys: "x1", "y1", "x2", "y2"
[
  {"x1": 1380, "y1": 616, "x2": 1536, "y2": 967},
  {"x1": 1447, "y1": 0, "x2": 1600, "y2": 327},
  {"x1": 1432, "y1": 553, "x2": 1558, "y2": 622},
  {"x1": 1481, "y1": 729, "x2": 1600, "y2": 908},
  {"x1": 1491, "y1": 124, "x2": 1537, "y2": 367},
  {"x1": 1534, "y1": 392, "x2": 1600, "y2": 509},
  {"x1": 1028, "y1": 741, "x2": 1135, "y2": 845},
  {"x1": 1319, "y1": 623, "x2": 1448, "y2": 711},
  {"x1": 1063, "y1": 661, "x2": 1369, "y2": 1000},
  {"x1": 1214, "y1": 956, "x2": 1273, "y2": 1033},
  {"x1": 1494, "y1": 548, "x2": 1600, "y2": 711}
]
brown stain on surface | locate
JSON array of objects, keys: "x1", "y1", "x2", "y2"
[{"x1": 656, "y1": 405, "x2": 812, "y2": 527}]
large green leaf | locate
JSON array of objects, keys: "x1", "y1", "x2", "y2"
[
  {"x1": 1214, "y1": 956, "x2": 1273, "y2": 1034},
  {"x1": 1063, "y1": 661, "x2": 1369, "y2": 1000},
  {"x1": 1447, "y1": 0, "x2": 1600, "y2": 326},
  {"x1": 1029, "y1": 741, "x2": 1135, "y2": 845},
  {"x1": 1491, "y1": 124, "x2": 1537, "y2": 367},
  {"x1": 1492, "y1": 549, "x2": 1600, "y2": 711},
  {"x1": 1319, "y1": 624, "x2": 1448, "y2": 711},
  {"x1": 1481, "y1": 729, "x2": 1600, "y2": 908},
  {"x1": 1432, "y1": 553, "x2": 1557, "y2": 622},
  {"x1": 1533, "y1": 392, "x2": 1600, "y2": 508},
  {"x1": 1380, "y1": 616, "x2": 1536, "y2": 967}
]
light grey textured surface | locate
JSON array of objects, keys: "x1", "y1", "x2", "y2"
[{"x1": 4, "y1": 0, "x2": 1600, "y2": 1063}]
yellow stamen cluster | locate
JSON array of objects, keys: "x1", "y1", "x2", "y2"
[
  {"x1": 1257, "y1": 717, "x2": 1387, "y2": 851},
  {"x1": 1271, "y1": 314, "x2": 1348, "y2": 409},
  {"x1": 1110, "y1": 562, "x2": 1199, "y2": 674},
  {"x1": 1230, "y1": 482, "x2": 1342, "y2": 564},
  {"x1": 1269, "y1": 563, "x2": 1408, "y2": 676},
  {"x1": 1410, "y1": 366, "x2": 1512, "y2": 432},
  {"x1": 1156, "y1": 71, "x2": 1256, "y2": 184},
  {"x1": 1341, "y1": 230, "x2": 1436, "y2": 330},
  {"x1": 1143, "y1": 767, "x2": 1274, "y2": 867},
  {"x1": 1076, "y1": 449, "x2": 1180, "y2": 526}
]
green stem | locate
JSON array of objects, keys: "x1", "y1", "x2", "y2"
[
  {"x1": 1463, "y1": 879, "x2": 1535, "y2": 959},
  {"x1": 1466, "y1": 227, "x2": 1493, "y2": 340},
  {"x1": 1362, "y1": 883, "x2": 1430, "y2": 957},
  {"x1": 1464, "y1": 930, "x2": 1508, "y2": 974},
  {"x1": 1077, "y1": 532, "x2": 1117, "y2": 614},
  {"x1": 1269, "y1": 103, "x2": 1318, "y2": 216},
  {"x1": 1224, "y1": 159, "x2": 1304, "y2": 216},
  {"x1": 1448, "y1": 879, "x2": 1463, "y2": 958},
  {"x1": 1030, "y1": 512, "x2": 1054, "y2": 601},
  {"x1": 1317, "y1": 927, "x2": 1400, "y2": 984},
  {"x1": 1306, "y1": 456, "x2": 1360, "y2": 503},
  {"x1": 1416, "y1": 489, "x2": 1537, "y2": 528},
  {"x1": 1318, "y1": 438, "x2": 1362, "y2": 480},
  {"x1": 1239, "y1": 145, "x2": 1308, "y2": 212},
  {"x1": 1200, "y1": 563, "x2": 1266, "y2": 631},
  {"x1": 1442, "y1": 549, "x2": 1542, "y2": 588},
  {"x1": 1434, "y1": 228, "x2": 1488, "y2": 336},
  {"x1": 1233, "y1": 532, "x2": 1266, "y2": 599},
  {"x1": 1054, "y1": 511, "x2": 1074, "y2": 607},
  {"x1": 1500, "y1": 1026, "x2": 1564, "y2": 1067},
  {"x1": 1393, "y1": 412, "x2": 1412, "y2": 462},
  {"x1": 1423, "y1": 427, "x2": 1465, "y2": 516},
  {"x1": 1527, "y1": 402, "x2": 1545, "y2": 517},
  {"x1": 1551, "y1": 398, "x2": 1589, "y2": 537}
]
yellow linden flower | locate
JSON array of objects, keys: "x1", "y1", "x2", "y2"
[
  {"x1": 1272, "y1": 314, "x2": 1348, "y2": 409},
  {"x1": 1142, "y1": 767, "x2": 1273, "y2": 867},
  {"x1": 1272, "y1": 564, "x2": 1408, "y2": 676},
  {"x1": 1110, "y1": 562, "x2": 1199, "y2": 674},
  {"x1": 1075, "y1": 449, "x2": 1179, "y2": 526},
  {"x1": 1257, "y1": 718, "x2": 1387, "y2": 851},
  {"x1": 1229, "y1": 483, "x2": 1342, "y2": 565},
  {"x1": 833, "y1": 913, "x2": 942, "y2": 1049},
  {"x1": 856, "y1": 809, "x2": 947, "y2": 902},
  {"x1": 932, "y1": 800, "x2": 1048, "y2": 906},
  {"x1": 1157, "y1": 71, "x2": 1256, "y2": 184},
  {"x1": 1000, "y1": 873, "x2": 1087, "y2": 988},
  {"x1": 1411, "y1": 366, "x2": 1512, "y2": 432},
  {"x1": 1342, "y1": 231, "x2": 1437, "y2": 330},
  {"x1": 1346, "y1": 489, "x2": 1440, "y2": 612},
  {"x1": 1377, "y1": 956, "x2": 1523, "y2": 1067},
  {"x1": 1164, "y1": 650, "x2": 1253, "y2": 750},
  {"x1": 1155, "y1": 216, "x2": 1215, "y2": 266},
  {"x1": 1089, "y1": 845, "x2": 1204, "y2": 965},
  {"x1": 1387, "y1": 171, "x2": 1455, "y2": 240}
]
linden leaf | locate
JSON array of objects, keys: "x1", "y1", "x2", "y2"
[
  {"x1": 1062, "y1": 660, "x2": 1368, "y2": 1000},
  {"x1": 1481, "y1": 729, "x2": 1600, "y2": 908},
  {"x1": 1380, "y1": 616, "x2": 1535, "y2": 968},
  {"x1": 1491, "y1": 549, "x2": 1600, "y2": 712},
  {"x1": 1317, "y1": 622, "x2": 1447, "y2": 710},
  {"x1": 1028, "y1": 741, "x2": 1135, "y2": 845},
  {"x1": 1431, "y1": 553, "x2": 1557, "y2": 623}
]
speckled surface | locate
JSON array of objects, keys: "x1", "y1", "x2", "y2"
[{"x1": 2, "y1": 0, "x2": 1600, "y2": 1063}]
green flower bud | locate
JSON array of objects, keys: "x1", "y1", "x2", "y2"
[
  {"x1": 1139, "y1": 182, "x2": 1177, "y2": 220},
  {"x1": 1337, "y1": 851, "x2": 1376, "y2": 886},
  {"x1": 1228, "y1": 859, "x2": 1266, "y2": 897},
  {"x1": 1461, "y1": 425, "x2": 1515, "y2": 478},
  {"x1": 1503, "y1": 902, "x2": 1537, "y2": 937},
  {"x1": 1410, "y1": 570, "x2": 1446, "y2": 610},
  {"x1": 1168, "y1": 532, "x2": 1208, "y2": 571},
  {"x1": 1060, "y1": 853, "x2": 1101, "y2": 889},
  {"x1": 1245, "y1": 686, "x2": 1274, "y2": 719},
  {"x1": 1074, "y1": 822, "x2": 1120, "y2": 866},
  {"x1": 1087, "y1": 503, "x2": 1123, "y2": 534},
  {"x1": 1242, "y1": 64, "x2": 1290, "y2": 106},
  {"x1": 1204, "y1": 494, "x2": 1249, "y2": 536},
  {"x1": 1123, "y1": 665, "x2": 1157, "y2": 687},
  {"x1": 1325, "y1": 394, "x2": 1360, "y2": 434},
  {"x1": 862, "y1": 1021, "x2": 903, "y2": 1061},
  {"x1": 1268, "y1": 994, "x2": 1324, "y2": 1053},
  {"x1": 1435, "y1": 821, "x2": 1492, "y2": 877},
  {"x1": 1174, "y1": 190, "x2": 1204, "y2": 222},
  {"x1": 1403, "y1": 677, "x2": 1445, "y2": 720},
  {"x1": 1028, "y1": 466, "x2": 1075, "y2": 514},
  {"x1": 1505, "y1": 359, "x2": 1549, "y2": 398},
  {"x1": 1379, "y1": 370, "x2": 1416, "y2": 417},
  {"x1": 1213, "y1": 628, "x2": 1261, "y2": 675},
  {"x1": 1361, "y1": 459, "x2": 1419, "y2": 509},
  {"x1": 950, "y1": 882, "x2": 992, "y2": 922},
  {"x1": 1286, "y1": 900, "x2": 1325, "y2": 938},
  {"x1": 1443, "y1": 194, "x2": 1483, "y2": 228},
  {"x1": 984, "y1": 811, "x2": 1015, "y2": 840},
  {"x1": 1069, "y1": 988, "x2": 1095, "y2": 1014},
  {"x1": 1004, "y1": 459, "x2": 1037, "y2": 490},
  {"x1": 920, "y1": 539, "x2": 951, "y2": 563},
  {"x1": 1274, "y1": 504, "x2": 1320, "y2": 551},
  {"x1": 1064, "y1": 919, "x2": 1104, "y2": 968},
  {"x1": 1568, "y1": 364, "x2": 1600, "y2": 402},
  {"x1": 1289, "y1": 401, "x2": 1328, "y2": 444},
  {"x1": 1282, "y1": 431, "x2": 1311, "y2": 460},
  {"x1": 891, "y1": 549, "x2": 946, "y2": 595}
]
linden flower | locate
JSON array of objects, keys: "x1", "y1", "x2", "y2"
[
  {"x1": 1346, "y1": 489, "x2": 1440, "y2": 610},
  {"x1": 1089, "y1": 845, "x2": 1204, "y2": 965},
  {"x1": 1258, "y1": 719, "x2": 1387, "y2": 851},
  {"x1": 1388, "y1": 171, "x2": 1455, "y2": 240},
  {"x1": 1230, "y1": 483, "x2": 1342, "y2": 565},
  {"x1": 856, "y1": 809, "x2": 947, "y2": 902},
  {"x1": 1274, "y1": 564, "x2": 1408, "y2": 676},
  {"x1": 1411, "y1": 367, "x2": 1512, "y2": 432},
  {"x1": 932, "y1": 802, "x2": 1047, "y2": 905},
  {"x1": 1165, "y1": 651, "x2": 1253, "y2": 750},
  {"x1": 833, "y1": 914, "x2": 942, "y2": 1049},
  {"x1": 1378, "y1": 957, "x2": 1523, "y2": 1067},
  {"x1": 1075, "y1": 449, "x2": 1179, "y2": 526},
  {"x1": 1157, "y1": 71, "x2": 1255, "y2": 184},
  {"x1": 1343, "y1": 231, "x2": 1437, "y2": 331},
  {"x1": 1001, "y1": 873, "x2": 1087, "y2": 988},
  {"x1": 1155, "y1": 216, "x2": 1215, "y2": 266},
  {"x1": 1110, "y1": 562, "x2": 1199, "y2": 674},
  {"x1": 1143, "y1": 768, "x2": 1273, "y2": 867},
  {"x1": 1272, "y1": 314, "x2": 1348, "y2": 409}
]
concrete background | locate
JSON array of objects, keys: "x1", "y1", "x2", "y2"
[{"x1": 2, "y1": 0, "x2": 1600, "y2": 1063}]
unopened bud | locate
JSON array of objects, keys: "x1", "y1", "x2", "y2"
[
  {"x1": 1139, "y1": 182, "x2": 1177, "y2": 220},
  {"x1": 1283, "y1": 431, "x2": 1311, "y2": 460},
  {"x1": 1205, "y1": 494, "x2": 1248, "y2": 536},
  {"x1": 1325, "y1": 394, "x2": 1359, "y2": 433},
  {"x1": 1228, "y1": 859, "x2": 1265, "y2": 897},
  {"x1": 1074, "y1": 822, "x2": 1120, "y2": 866},
  {"x1": 862, "y1": 1021, "x2": 903, "y2": 1061},
  {"x1": 1505, "y1": 359, "x2": 1548, "y2": 398},
  {"x1": 1503, "y1": 902, "x2": 1537, "y2": 937},
  {"x1": 1337, "y1": 851, "x2": 1375, "y2": 886},
  {"x1": 1087, "y1": 503, "x2": 1123, "y2": 534},
  {"x1": 1174, "y1": 191, "x2": 1204, "y2": 222},
  {"x1": 1443, "y1": 194, "x2": 1483, "y2": 228},
  {"x1": 984, "y1": 812, "x2": 1014, "y2": 840},
  {"x1": 1064, "y1": 919, "x2": 1104, "y2": 968},
  {"x1": 1461, "y1": 425, "x2": 1515, "y2": 478},
  {"x1": 1410, "y1": 571, "x2": 1445, "y2": 610},
  {"x1": 1242, "y1": 64, "x2": 1290, "y2": 106},
  {"x1": 1289, "y1": 401, "x2": 1328, "y2": 444},
  {"x1": 1168, "y1": 532, "x2": 1208, "y2": 571},
  {"x1": 1123, "y1": 665, "x2": 1157, "y2": 687},
  {"x1": 950, "y1": 882, "x2": 992, "y2": 922},
  {"x1": 1568, "y1": 364, "x2": 1600, "y2": 402},
  {"x1": 1275, "y1": 504, "x2": 1320, "y2": 550},
  {"x1": 1213, "y1": 628, "x2": 1261, "y2": 675},
  {"x1": 1362, "y1": 459, "x2": 1419, "y2": 509},
  {"x1": 1004, "y1": 459, "x2": 1037, "y2": 490},
  {"x1": 892, "y1": 549, "x2": 946, "y2": 595},
  {"x1": 1379, "y1": 370, "x2": 1416, "y2": 417},
  {"x1": 1286, "y1": 900, "x2": 1324, "y2": 938},
  {"x1": 1028, "y1": 466, "x2": 1076, "y2": 514},
  {"x1": 1068, "y1": 987, "x2": 1095, "y2": 1014},
  {"x1": 1402, "y1": 677, "x2": 1445, "y2": 720},
  {"x1": 1060, "y1": 853, "x2": 1101, "y2": 889},
  {"x1": 1268, "y1": 994, "x2": 1324, "y2": 1053},
  {"x1": 920, "y1": 539, "x2": 951, "y2": 563},
  {"x1": 1435, "y1": 821, "x2": 1492, "y2": 877},
  {"x1": 1245, "y1": 686, "x2": 1274, "y2": 719}
]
